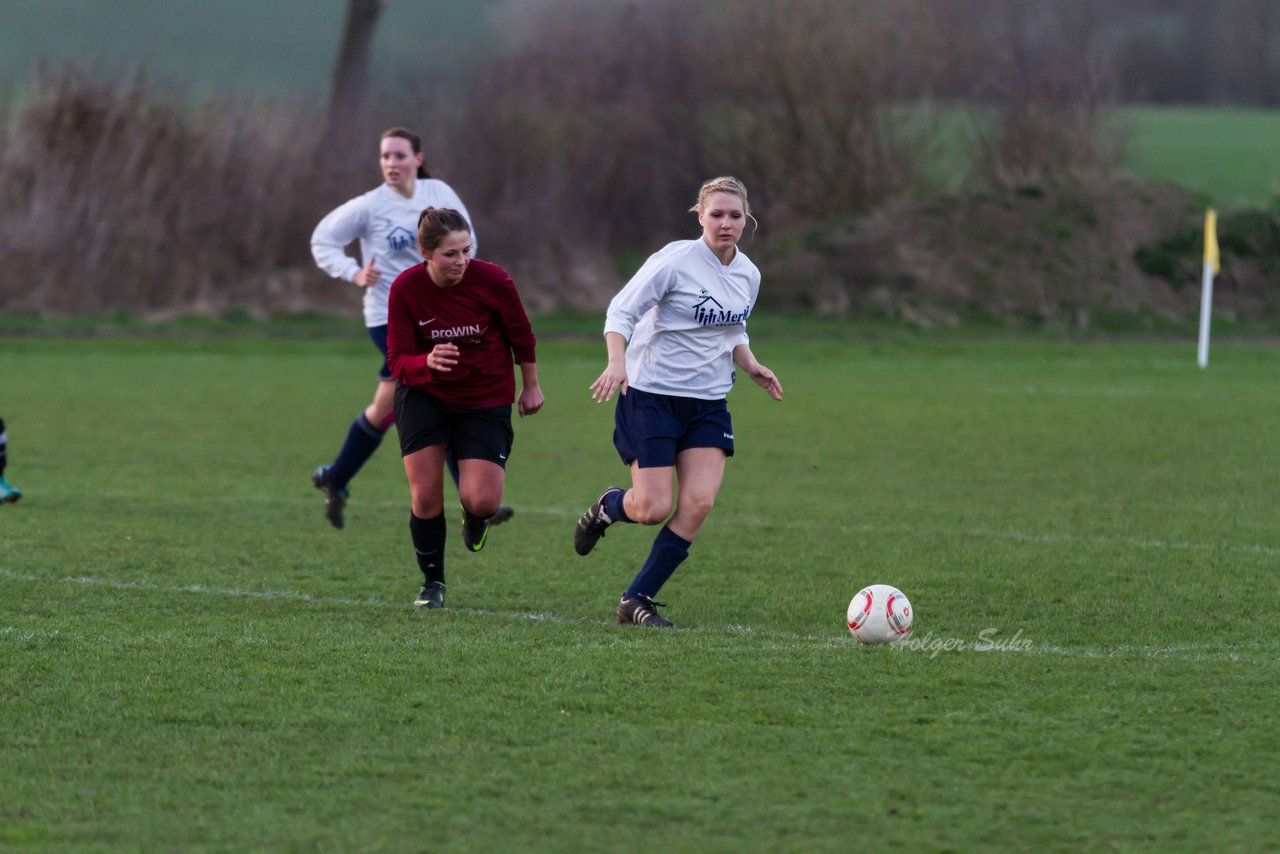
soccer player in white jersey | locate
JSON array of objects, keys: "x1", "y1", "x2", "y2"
[
  {"x1": 574, "y1": 176, "x2": 783, "y2": 627},
  {"x1": 310, "y1": 127, "x2": 512, "y2": 529}
]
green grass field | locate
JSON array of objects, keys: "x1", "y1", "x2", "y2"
[{"x1": 3, "y1": 326, "x2": 1279, "y2": 850}]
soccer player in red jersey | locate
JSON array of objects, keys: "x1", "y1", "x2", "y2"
[{"x1": 386, "y1": 208, "x2": 544, "y2": 608}]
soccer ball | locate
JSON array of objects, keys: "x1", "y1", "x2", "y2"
[{"x1": 847, "y1": 584, "x2": 914, "y2": 644}]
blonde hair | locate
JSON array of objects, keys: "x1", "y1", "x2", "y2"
[{"x1": 689, "y1": 176, "x2": 758, "y2": 233}]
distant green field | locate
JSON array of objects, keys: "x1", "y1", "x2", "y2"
[
  {"x1": 0, "y1": 0, "x2": 500, "y2": 97},
  {"x1": 1118, "y1": 106, "x2": 1280, "y2": 208},
  {"x1": 3, "y1": 330, "x2": 1278, "y2": 849}
]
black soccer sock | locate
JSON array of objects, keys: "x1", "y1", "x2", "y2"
[
  {"x1": 409, "y1": 512, "x2": 446, "y2": 584},
  {"x1": 0, "y1": 416, "x2": 7, "y2": 477}
]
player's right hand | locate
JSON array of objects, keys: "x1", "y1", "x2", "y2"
[
  {"x1": 427, "y1": 342, "x2": 459, "y2": 373},
  {"x1": 589, "y1": 363, "x2": 628, "y2": 403},
  {"x1": 354, "y1": 255, "x2": 381, "y2": 288}
]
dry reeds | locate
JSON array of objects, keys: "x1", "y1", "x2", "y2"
[{"x1": 0, "y1": 67, "x2": 346, "y2": 317}]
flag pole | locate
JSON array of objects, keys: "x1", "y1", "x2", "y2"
[{"x1": 1196, "y1": 208, "x2": 1219, "y2": 369}]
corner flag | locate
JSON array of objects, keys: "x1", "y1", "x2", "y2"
[{"x1": 1196, "y1": 209, "x2": 1218, "y2": 368}]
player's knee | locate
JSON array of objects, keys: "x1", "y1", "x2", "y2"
[
  {"x1": 410, "y1": 495, "x2": 443, "y2": 519},
  {"x1": 459, "y1": 484, "x2": 501, "y2": 519},
  {"x1": 678, "y1": 490, "x2": 717, "y2": 522},
  {"x1": 628, "y1": 494, "x2": 673, "y2": 525},
  {"x1": 464, "y1": 497, "x2": 500, "y2": 519}
]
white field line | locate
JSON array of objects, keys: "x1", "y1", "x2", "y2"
[
  {"x1": 67, "y1": 490, "x2": 1280, "y2": 559},
  {"x1": 0, "y1": 568, "x2": 1271, "y2": 663}
]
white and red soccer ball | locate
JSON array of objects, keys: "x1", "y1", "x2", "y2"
[{"x1": 847, "y1": 584, "x2": 914, "y2": 644}]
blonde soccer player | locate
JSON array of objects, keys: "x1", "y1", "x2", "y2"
[{"x1": 574, "y1": 177, "x2": 783, "y2": 627}]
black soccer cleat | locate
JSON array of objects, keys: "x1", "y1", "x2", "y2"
[
  {"x1": 617, "y1": 595, "x2": 674, "y2": 628},
  {"x1": 311, "y1": 466, "x2": 348, "y2": 529},
  {"x1": 414, "y1": 581, "x2": 446, "y2": 609},
  {"x1": 461, "y1": 508, "x2": 489, "y2": 553},
  {"x1": 488, "y1": 506, "x2": 516, "y2": 526},
  {"x1": 574, "y1": 486, "x2": 624, "y2": 556}
]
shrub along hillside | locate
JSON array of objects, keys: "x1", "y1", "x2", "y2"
[{"x1": 754, "y1": 174, "x2": 1280, "y2": 328}]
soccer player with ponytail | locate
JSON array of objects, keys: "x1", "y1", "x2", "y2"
[
  {"x1": 574, "y1": 177, "x2": 783, "y2": 627},
  {"x1": 386, "y1": 207, "x2": 543, "y2": 609}
]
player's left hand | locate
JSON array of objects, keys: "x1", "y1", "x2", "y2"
[
  {"x1": 518, "y1": 384, "x2": 545, "y2": 417},
  {"x1": 746, "y1": 363, "x2": 783, "y2": 401}
]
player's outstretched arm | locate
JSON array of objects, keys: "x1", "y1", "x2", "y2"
[{"x1": 733, "y1": 344, "x2": 783, "y2": 401}]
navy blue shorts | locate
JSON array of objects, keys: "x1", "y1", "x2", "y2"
[
  {"x1": 394, "y1": 383, "x2": 514, "y2": 467},
  {"x1": 368, "y1": 324, "x2": 392, "y2": 381},
  {"x1": 613, "y1": 387, "x2": 734, "y2": 468}
]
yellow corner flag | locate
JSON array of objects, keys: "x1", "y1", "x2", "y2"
[{"x1": 1204, "y1": 208, "x2": 1220, "y2": 275}]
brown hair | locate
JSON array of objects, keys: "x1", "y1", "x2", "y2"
[
  {"x1": 689, "y1": 176, "x2": 758, "y2": 233},
  {"x1": 381, "y1": 127, "x2": 432, "y2": 179},
  {"x1": 417, "y1": 207, "x2": 471, "y2": 253}
]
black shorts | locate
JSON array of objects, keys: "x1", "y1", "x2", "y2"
[
  {"x1": 394, "y1": 383, "x2": 514, "y2": 467},
  {"x1": 613, "y1": 387, "x2": 734, "y2": 468}
]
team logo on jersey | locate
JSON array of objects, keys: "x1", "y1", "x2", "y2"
[
  {"x1": 693, "y1": 290, "x2": 750, "y2": 327},
  {"x1": 429, "y1": 323, "x2": 486, "y2": 343},
  {"x1": 387, "y1": 226, "x2": 415, "y2": 252}
]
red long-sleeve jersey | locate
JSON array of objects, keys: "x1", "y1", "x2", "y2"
[{"x1": 386, "y1": 258, "x2": 537, "y2": 409}]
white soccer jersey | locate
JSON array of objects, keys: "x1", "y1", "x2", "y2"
[
  {"x1": 311, "y1": 179, "x2": 476, "y2": 327},
  {"x1": 605, "y1": 238, "x2": 759, "y2": 400}
]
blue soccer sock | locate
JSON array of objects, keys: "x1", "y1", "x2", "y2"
[
  {"x1": 602, "y1": 487, "x2": 632, "y2": 523},
  {"x1": 625, "y1": 525, "x2": 691, "y2": 600},
  {"x1": 328, "y1": 412, "x2": 385, "y2": 489},
  {"x1": 409, "y1": 512, "x2": 446, "y2": 584},
  {"x1": 445, "y1": 448, "x2": 461, "y2": 489}
]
